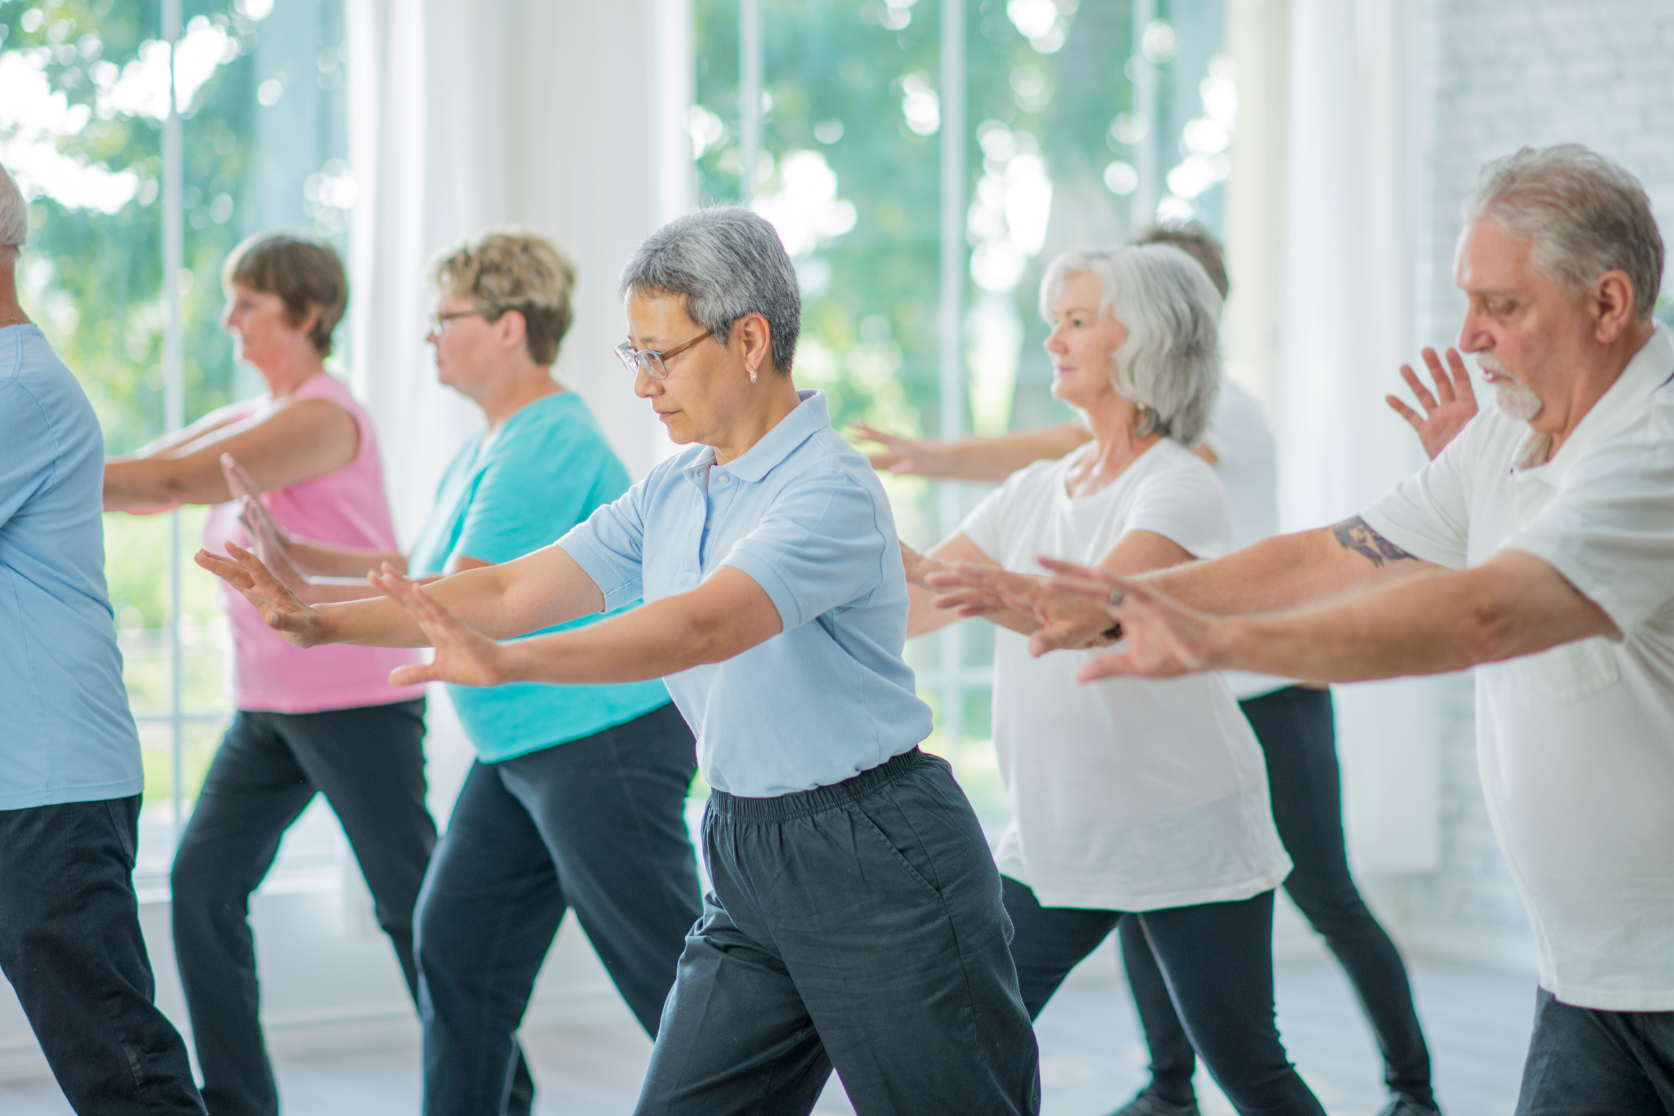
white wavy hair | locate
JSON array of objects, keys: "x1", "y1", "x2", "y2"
[
  {"x1": 0, "y1": 163, "x2": 26, "y2": 264},
  {"x1": 1039, "y1": 243, "x2": 1222, "y2": 445}
]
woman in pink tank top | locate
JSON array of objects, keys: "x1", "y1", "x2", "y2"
[{"x1": 103, "y1": 233, "x2": 434, "y2": 1115}]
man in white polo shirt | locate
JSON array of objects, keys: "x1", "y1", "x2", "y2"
[{"x1": 928, "y1": 144, "x2": 1674, "y2": 1114}]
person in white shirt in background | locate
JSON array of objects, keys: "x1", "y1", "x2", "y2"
[
  {"x1": 902, "y1": 242, "x2": 1329, "y2": 1116},
  {"x1": 861, "y1": 223, "x2": 1445, "y2": 1116},
  {"x1": 936, "y1": 144, "x2": 1674, "y2": 1116}
]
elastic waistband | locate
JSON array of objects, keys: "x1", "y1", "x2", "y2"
[{"x1": 709, "y1": 748, "x2": 929, "y2": 821}]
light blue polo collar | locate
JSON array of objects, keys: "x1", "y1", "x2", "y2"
[{"x1": 683, "y1": 390, "x2": 830, "y2": 484}]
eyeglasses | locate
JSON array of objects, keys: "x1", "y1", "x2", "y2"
[
  {"x1": 613, "y1": 331, "x2": 711, "y2": 380},
  {"x1": 426, "y1": 309, "x2": 486, "y2": 337}
]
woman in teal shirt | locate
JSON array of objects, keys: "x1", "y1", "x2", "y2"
[{"x1": 230, "y1": 231, "x2": 698, "y2": 1116}]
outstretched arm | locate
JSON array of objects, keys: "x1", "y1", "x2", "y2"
[
  {"x1": 375, "y1": 564, "x2": 783, "y2": 687},
  {"x1": 925, "y1": 516, "x2": 1441, "y2": 656},
  {"x1": 196, "y1": 537, "x2": 607, "y2": 648},
  {"x1": 106, "y1": 398, "x2": 359, "y2": 509},
  {"x1": 852, "y1": 422, "x2": 1091, "y2": 482},
  {"x1": 1050, "y1": 548, "x2": 1615, "y2": 683}
]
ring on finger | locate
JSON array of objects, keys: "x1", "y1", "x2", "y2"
[{"x1": 1107, "y1": 587, "x2": 1124, "y2": 607}]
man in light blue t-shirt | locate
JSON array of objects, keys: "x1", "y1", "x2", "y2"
[
  {"x1": 227, "y1": 230, "x2": 698, "y2": 1116},
  {"x1": 0, "y1": 164, "x2": 204, "y2": 1114}
]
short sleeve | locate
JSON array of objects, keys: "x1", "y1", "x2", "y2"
[
  {"x1": 1502, "y1": 434, "x2": 1674, "y2": 637},
  {"x1": 1123, "y1": 456, "x2": 1232, "y2": 559},
  {"x1": 1359, "y1": 426, "x2": 1478, "y2": 570},
  {"x1": 0, "y1": 380, "x2": 57, "y2": 532},
  {"x1": 720, "y1": 473, "x2": 888, "y2": 631},
  {"x1": 455, "y1": 422, "x2": 614, "y2": 566},
  {"x1": 957, "y1": 466, "x2": 1033, "y2": 560},
  {"x1": 558, "y1": 474, "x2": 654, "y2": 610}
]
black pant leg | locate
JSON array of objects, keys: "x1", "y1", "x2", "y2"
[
  {"x1": 0, "y1": 796, "x2": 205, "y2": 1116},
  {"x1": 1117, "y1": 913, "x2": 1198, "y2": 1106},
  {"x1": 1514, "y1": 988, "x2": 1674, "y2": 1116},
  {"x1": 171, "y1": 712, "x2": 319, "y2": 1116},
  {"x1": 498, "y1": 702, "x2": 702, "y2": 1035},
  {"x1": 279, "y1": 699, "x2": 435, "y2": 1001},
  {"x1": 1244, "y1": 686, "x2": 1435, "y2": 1105},
  {"x1": 416, "y1": 760, "x2": 570, "y2": 1116},
  {"x1": 1001, "y1": 875, "x2": 1123, "y2": 1020},
  {"x1": 1139, "y1": 892, "x2": 1327, "y2": 1116}
]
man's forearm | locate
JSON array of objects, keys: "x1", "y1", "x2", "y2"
[
  {"x1": 1143, "y1": 525, "x2": 1420, "y2": 616},
  {"x1": 1204, "y1": 554, "x2": 1613, "y2": 681}
]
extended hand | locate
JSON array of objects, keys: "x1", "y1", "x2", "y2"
[
  {"x1": 369, "y1": 565, "x2": 515, "y2": 688},
  {"x1": 923, "y1": 562, "x2": 1110, "y2": 650},
  {"x1": 194, "y1": 542, "x2": 322, "y2": 647},
  {"x1": 1035, "y1": 557, "x2": 1220, "y2": 680},
  {"x1": 1386, "y1": 347, "x2": 1479, "y2": 460},
  {"x1": 851, "y1": 422, "x2": 956, "y2": 477}
]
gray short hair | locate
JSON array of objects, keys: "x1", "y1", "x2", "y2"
[
  {"x1": 0, "y1": 163, "x2": 26, "y2": 259},
  {"x1": 1464, "y1": 144, "x2": 1664, "y2": 319},
  {"x1": 619, "y1": 206, "x2": 801, "y2": 374},
  {"x1": 1039, "y1": 244, "x2": 1222, "y2": 445}
]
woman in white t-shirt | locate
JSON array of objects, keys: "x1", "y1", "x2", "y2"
[{"x1": 904, "y1": 245, "x2": 1326, "y2": 1116}]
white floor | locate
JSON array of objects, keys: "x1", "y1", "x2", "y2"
[{"x1": 0, "y1": 957, "x2": 1533, "y2": 1116}]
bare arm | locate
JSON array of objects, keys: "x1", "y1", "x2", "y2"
[
  {"x1": 378, "y1": 565, "x2": 783, "y2": 687},
  {"x1": 105, "y1": 397, "x2": 359, "y2": 509},
  {"x1": 852, "y1": 422, "x2": 1091, "y2": 482},
  {"x1": 903, "y1": 533, "x2": 1000, "y2": 638},
  {"x1": 1067, "y1": 549, "x2": 1616, "y2": 683},
  {"x1": 926, "y1": 516, "x2": 1440, "y2": 656},
  {"x1": 195, "y1": 538, "x2": 606, "y2": 648}
]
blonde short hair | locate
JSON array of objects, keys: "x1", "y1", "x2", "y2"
[
  {"x1": 223, "y1": 232, "x2": 348, "y2": 355},
  {"x1": 432, "y1": 229, "x2": 577, "y2": 365}
]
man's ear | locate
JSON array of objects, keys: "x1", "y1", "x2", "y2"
[{"x1": 1591, "y1": 269, "x2": 1638, "y2": 344}]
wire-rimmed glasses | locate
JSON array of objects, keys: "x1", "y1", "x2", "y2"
[{"x1": 613, "y1": 331, "x2": 712, "y2": 380}]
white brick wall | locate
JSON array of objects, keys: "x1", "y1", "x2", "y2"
[{"x1": 1391, "y1": 0, "x2": 1674, "y2": 962}]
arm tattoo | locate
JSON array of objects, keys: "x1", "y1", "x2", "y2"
[{"x1": 1331, "y1": 516, "x2": 1419, "y2": 568}]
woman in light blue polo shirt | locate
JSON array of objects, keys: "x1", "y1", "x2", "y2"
[
  {"x1": 227, "y1": 231, "x2": 698, "y2": 1116},
  {"x1": 202, "y1": 208, "x2": 1040, "y2": 1116}
]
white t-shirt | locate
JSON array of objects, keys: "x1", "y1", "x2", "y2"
[
  {"x1": 1362, "y1": 324, "x2": 1674, "y2": 1012},
  {"x1": 960, "y1": 439, "x2": 1292, "y2": 911},
  {"x1": 1202, "y1": 379, "x2": 1291, "y2": 700}
]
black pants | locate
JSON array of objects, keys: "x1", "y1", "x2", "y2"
[
  {"x1": 1006, "y1": 877, "x2": 1325, "y2": 1116},
  {"x1": 1516, "y1": 988, "x2": 1674, "y2": 1115},
  {"x1": 636, "y1": 748, "x2": 1041, "y2": 1116},
  {"x1": 0, "y1": 794, "x2": 205, "y2": 1115},
  {"x1": 1120, "y1": 685, "x2": 1435, "y2": 1107},
  {"x1": 415, "y1": 702, "x2": 702, "y2": 1116},
  {"x1": 170, "y1": 700, "x2": 434, "y2": 1116}
]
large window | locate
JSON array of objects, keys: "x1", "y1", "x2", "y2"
[
  {"x1": 1, "y1": 0, "x2": 350, "y2": 878},
  {"x1": 693, "y1": 0, "x2": 1229, "y2": 817}
]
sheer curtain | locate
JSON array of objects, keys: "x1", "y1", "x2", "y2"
[
  {"x1": 343, "y1": 0, "x2": 694, "y2": 808},
  {"x1": 1227, "y1": 0, "x2": 1443, "y2": 874}
]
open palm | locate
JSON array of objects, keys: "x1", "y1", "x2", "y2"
[
  {"x1": 194, "y1": 542, "x2": 320, "y2": 647},
  {"x1": 370, "y1": 567, "x2": 514, "y2": 688}
]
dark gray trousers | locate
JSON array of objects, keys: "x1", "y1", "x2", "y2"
[
  {"x1": 415, "y1": 702, "x2": 701, "y2": 1116},
  {"x1": 1516, "y1": 988, "x2": 1674, "y2": 1115},
  {"x1": 634, "y1": 748, "x2": 1041, "y2": 1116},
  {"x1": 0, "y1": 795, "x2": 205, "y2": 1115},
  {"x1": 170, "y1": 699, "x2": 434, "y2": 1116}
]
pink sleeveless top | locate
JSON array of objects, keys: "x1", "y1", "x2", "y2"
[{"x1": 203, "y1": 373, "x2": 426, "y2": 713}]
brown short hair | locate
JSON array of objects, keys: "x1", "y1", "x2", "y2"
[
  {"x1": 223, "y1": 232, "x2": 348, "y2": 356},
  {"x1": 431, "y1": 229, "x2": 577, "y2": 366},
  {"x1": 1131, "y1": 222, "x2": 1229, "y2": 301}
]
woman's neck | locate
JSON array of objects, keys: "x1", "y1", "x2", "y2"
[
  {"x1": 712, "y1": 378, "x2": 804, "y2": 466},
  {"x1": 259, "y1": 354, "x2": 326, "y2": 398},
  {"x1": 1065, "y1": 394, "x2": 1162, "y2": 497},
  {"x1": 482, "y1": 369, "x2": 563, "y2": 432}
]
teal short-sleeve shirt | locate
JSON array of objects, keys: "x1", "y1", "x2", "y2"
[{"x1": 408, "y1": 391, "x2": 671, "y2": 762}]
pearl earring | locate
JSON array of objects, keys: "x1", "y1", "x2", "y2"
[{"x1": 749, "y1": 367, "x2": 758, "y2": 384}]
